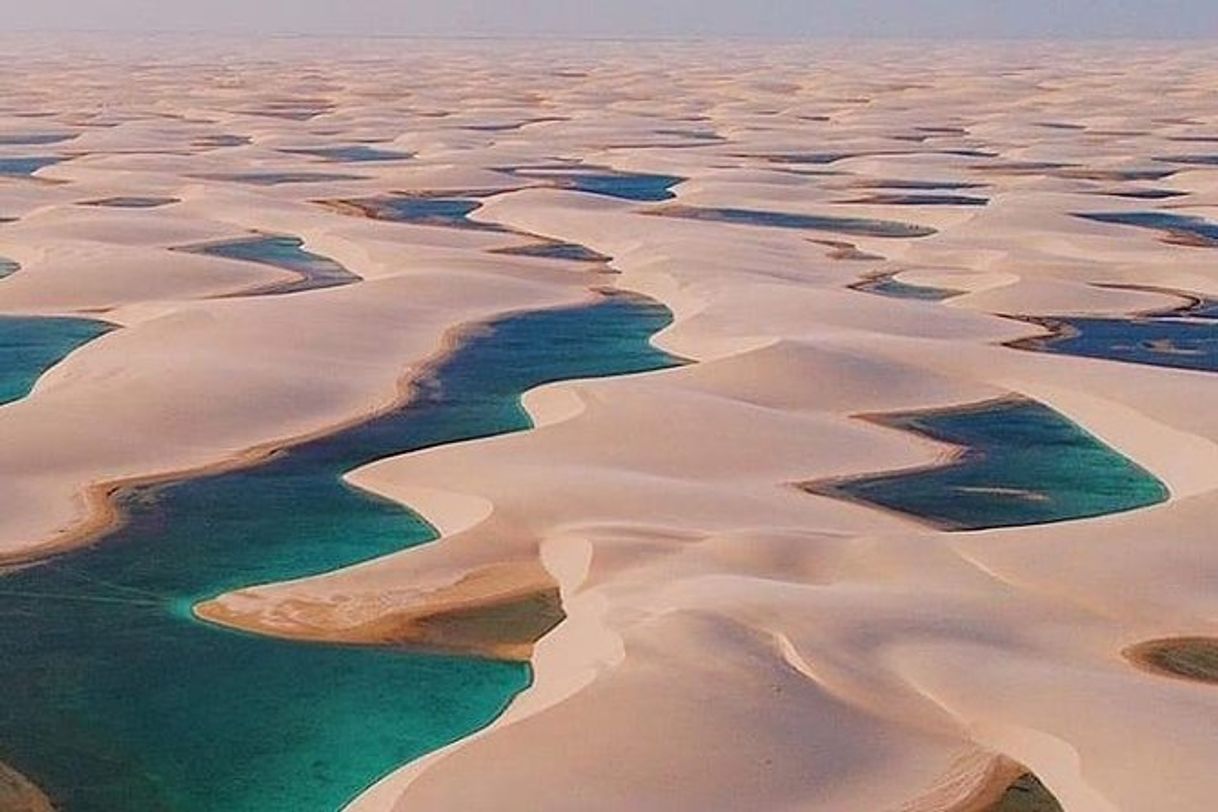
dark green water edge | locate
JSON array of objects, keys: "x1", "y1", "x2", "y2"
[
  {"x1": 1127, "y1": 637, "x2": 1218, "y2": 685},
  {"x1": 988, "y1": 773, "x2": 1064, "y2": 812},
  {"x1": 851, "y1": 272, "x2": 962, "y2": 301}
]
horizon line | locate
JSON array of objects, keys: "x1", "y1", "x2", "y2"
[{"x1": 5, "y1": 28, "x2": 1218, "y2": 43}]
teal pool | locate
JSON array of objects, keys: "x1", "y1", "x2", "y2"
[
  {"x1": 505, "y1": 169, "x2": 685, "y2": 201},
  {"x1": 808, "y1": 398, "x2": 1168, "y2": 531},
  {"x1": 0, "y1": 316, "x2": 114, "y2": 405},
  {"x1": 180, "y1": 235, "x2": 360, "y2": 296},
  {"x1": 0, "y1": 292, "x2": 680, "y2": 811},
  {"x1": 345, "y1": 196, "x2": 507, "y2": 231}
]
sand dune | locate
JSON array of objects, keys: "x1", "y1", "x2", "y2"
[{"x1": 2, "y1": 35, "x2": 1217, "y2": 811}]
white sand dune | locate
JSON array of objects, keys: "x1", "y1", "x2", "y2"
[{"x1": 2, "y1": 35, "x2": 1217, "y2": 811}]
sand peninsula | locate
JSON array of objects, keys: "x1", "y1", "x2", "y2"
[{"x1": 0, "y1": 34, "x2": 1216, "y2": 812}]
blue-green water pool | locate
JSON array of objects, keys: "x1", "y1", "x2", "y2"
[
  {"x1": 351, "y1": 197, "x2": 506, "y2": 231},
  {"x1": 0, "y1": 156, "x2": 65, "y2": 176},
  {"x1": 812, "y1": 398, "x2": 1168, "y2": 531},
  {"x1": 0, "y1": 316, "x2": 115, "y2": 405},
  {"x1": 0, "y1": 292, "x2": 680, "y2": 811},
  {"x1": 181, "y1": 235, "x2": 360, "y2": 296}
]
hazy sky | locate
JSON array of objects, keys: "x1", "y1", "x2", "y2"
[{"x1": 5, "y1": 0, "x2": 1218, "y2": 39}]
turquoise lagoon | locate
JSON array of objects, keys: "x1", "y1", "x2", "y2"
[
  {"x1": 182, "y1": 235, "x2": 360, "y2": 296},
  {"x1": 554, "y1": 171, "x2": 684, "y2": 201},
  {"x1": 353, "y1": 196, "x2": 507, "y2": 231},
  {"x1": 0, "y1": 316, "x2": 114, "y2": 405},
  {"x1": 814, "y1": 398, "x2": 1168, "y2": 531},
  {"x1": 505, "y1": 169, "x2": 685, "y2": 201},
  {"x1": 0, "y1": 292, "x2": 679, "y2": 811}
]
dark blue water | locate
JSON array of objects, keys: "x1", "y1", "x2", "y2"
[
  {"x1": 1099, "y1": 189, "x2": 1188, "y2": 200},
  {"x1": 199, "y1": 172, "x2": 365, "y2": 186},
  {"x1": 194, "y1": 135, "x2": 252, "y2": 148},
  {"x1": 1063, "y1": 168, "x2": 1178, "y2": 181},
  {"x1": 1076, "y1": 211, "x2": 1218, "y2": 245},
  {"x1": 1155, "y1": 155, "x2": 1218, "y2": 166},
  {"x1": 80, "y1": 197, "x2": 179, "y2": 209},
  {"x1": 755, "y1": 152, "x2": 858, "y2": 164},
  {"x1": 857, "y1": 180, "x2": 987, "y2": 191},
  {"x1": 352, "y1": 197, "x2": 507, "y2": 232},
  {"x1": 815, "y1": 399, "x2": 1168, "y2": 531},
  {"x1": 978, "y1": 161, "x2": 1074, "y2": 174},
  {"x1": 0, "y1": 157, "x2": 64, "y2": 176},
  {"x1": 282, "y1": 146, "x2": 413, "y2": 163},
  {"x1": 505, "y1": 169, "x2": 684, "y2": 202},
  {"x1": 0, "y1": 134, "x2": 76, "y2": 146},
  {"x1": 841, "y1": 193, "x2": 988, "y2": 206},
  {"x1": 655, "y1": 205, "x2": 937, "y2": 238},
  {"x1": 343, "y1": 198, "x2": 606, "y2": 259},
  {"x1": 653, "y1": 129, "x2": 724, "y2": 142},
  {"x1": 938, "y1": 148, "x2": 1001, "y2": 159},
  {"x1": 182, "y1": 235, "x2": 360, "y2": 296},
  {"x1": 1012, "y1": 294, "x2": 1218, "y2": 373},
  {"x1": 549, "y1": 172, "x2": 684, "y2": 202},
  {"x1": 0, "y1": 293, "x2": 680, "y2": 812},
  {"x1": 464, "y1": 118, "x2": 565, "y2": 132}
]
